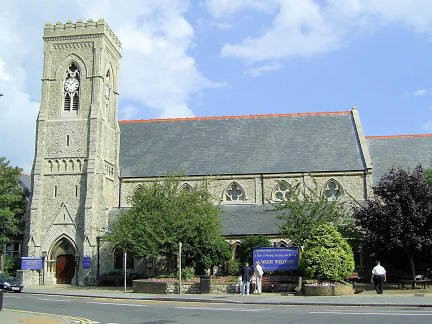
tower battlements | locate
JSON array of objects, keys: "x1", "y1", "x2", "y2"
[{"x1": 44, "y1": 18, "x2": 121, "y2": 52}]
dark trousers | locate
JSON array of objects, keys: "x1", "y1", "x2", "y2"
[{"x1": 373, "y1": 275, "x2": 384, "y2": 294}]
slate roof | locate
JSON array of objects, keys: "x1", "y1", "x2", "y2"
[
  {"x1": 19, "y1": 174, "x2": 31, "y2": 192},
  {"x1": 219, "y1": 205, "x2": 281, "y2": 236},
  {"x1": 366, "y1": 135, "x2": 432, "y2": 185},
  {"x1": 108, "y1": 205, "x2": 282, "y2": 237},
  {"x1": 119, "y1": 111, "x2": 367, "y2": 178}
]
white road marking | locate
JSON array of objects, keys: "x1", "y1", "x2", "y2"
[
  {"x1": 310, "y1": 311, "x2": 432, "y2": 316},
  {"x1": 87, "y1": 301, "x2": 147, "y2": 307},
  {"x1": 38, "y1": 298, "x2": 70, "y2": 302},
  {"x1": 175, "y1": 306, "x2": 269, "y2": 312},
  {"x1": 5, "y1": 295, "x2": 22, "y2": 298}
]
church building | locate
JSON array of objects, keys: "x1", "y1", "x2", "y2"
[{"x1": 25, "y1": 19, "x2": 432, "y2": 285}]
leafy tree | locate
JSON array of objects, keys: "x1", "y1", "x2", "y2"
[
  {"x1": 354, "y1": 165, "x2": 432, "y2": 282},
  {"x1": 222, "y1": 259, "x2": 241, "y2": 276},
  {"x1": 425, "y1": 168, "x2": 432, "y2": 186},
  {"x1": 107, "y1": 177, "x2": 230, "y2": 273},
  {"x1": 237, "y1": 235, "x2": 271, "y2": 264},
  {"x1": 300, "y1": 224, "x2": 354, "y2": 281},
  {"x1": 274, "y1": 179, "x2": 354, "y2": 248},
  {"x1": 0, "y1": 157, "x2": 27, "y2": 270}
]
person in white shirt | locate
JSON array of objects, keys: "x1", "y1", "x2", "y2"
[
  {"x1": 254, "y1": 261, "x2": 264, "y2": 294},
  {"x1": 371, "y1": 260, "x2": 386, "y2": 294}
]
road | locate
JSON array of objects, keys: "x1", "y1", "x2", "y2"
[{"x1": 3, "y1": 292, "x2": 432, "y2": 323}]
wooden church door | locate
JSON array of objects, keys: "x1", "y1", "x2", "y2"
[{"x1": 56, "y1": 254, "x2": 75, "y2": 284}]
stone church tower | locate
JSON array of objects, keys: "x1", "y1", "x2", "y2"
[{"x1": 26, "y1": 19, "x2": 121, "y2": 284}]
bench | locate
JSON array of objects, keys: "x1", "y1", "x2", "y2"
[
  {"x1": 97, "y1": 274, "x2": 123, "y2": 286},
  {"x1": 397, "y1": 279, "x2": 431, "y2": 289},
  {"x1": 346, "y1": 272, "x2": 361, "y2": 281},
  {"x1": 346, "y1": 272, "x2": 362, "y2": 288},
  {"x1": 261, "y1": 275, "x2": 293, "y2": 292}
]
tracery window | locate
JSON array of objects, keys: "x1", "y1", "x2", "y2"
[
  {"x1": 225, "y1": 182, "x2": 245, "y2": 201},
  {"x1": 181, "y1": 183, "x2": 193, "y2": 192},
  {"x1": 274, "y1": 181, "x2": 290, "y2": 201},
  {"x1": 324, "y1": 179, "x2": 343, "y2": 198},
  {"x1": 64, "y1": 62, "x2": 80, "y2": 112}
]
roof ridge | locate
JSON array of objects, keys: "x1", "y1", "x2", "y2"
[
  {"x1": 118, "y1": 110, "x2": 351, "y2": 124},
  {"x1": 366, "y1": 134, "x2": 432, "y2": 139}
]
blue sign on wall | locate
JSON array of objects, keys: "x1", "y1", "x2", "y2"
[
  {"x1": 82, "y1": 256, "x2": 91, "y2": 269},
  {"x1": 21, "y1": 257, "x2": 43, "y2": 270},
  {"x1": 253, "y1": 247, "x2": 299, "y2": 272}
]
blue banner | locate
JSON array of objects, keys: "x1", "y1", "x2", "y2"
[
  {"x1": 253, "y1": 247, "x2": 299, "y2": 271},
  {"x1": 82, "y1": 256, "x2": 91, "y2": 269},
  {"x1": 21, "y1": 257, "x2": 43, "y2": 270}
]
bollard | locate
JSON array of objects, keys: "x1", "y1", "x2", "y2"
[{"x1": 0, "y1": 288, "x2": 3, "y2": 311}]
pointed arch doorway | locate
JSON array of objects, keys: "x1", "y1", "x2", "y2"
[{"x1": 49, "y1": 236, "x2": 77, "y2": 284}]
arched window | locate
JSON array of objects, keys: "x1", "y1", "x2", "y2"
[
  {"x1": 181, "y1": 183, "x2": 193, "y2": 192},
  {"x1": 225, "y1": 182, "x2": 245, "y2": 201},
  {"x1": 274, "y1": 181, "x2": 290, "y2": 201},
  {"x1": 64, "y1": 62, "x2": 80, "y2": 112},
  {"x1": 324, "y1": 179, "x2": 343, "y2": 198},
  {"x1": 104, "y1": 69, "x2": 111, "y2": 121}
]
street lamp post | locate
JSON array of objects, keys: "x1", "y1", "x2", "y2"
[
  {"x1": 41, "y1": 251, "x2": 47, "y2": 285},
  {"x1": 75, "y1": 252, "x2": 81, "y2": 286}
]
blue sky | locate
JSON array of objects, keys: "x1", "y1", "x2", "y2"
[{"x1": 1, "y1": 0, "x2": 432, "y2": 172}]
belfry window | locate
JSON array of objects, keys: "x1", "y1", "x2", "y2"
[
  {"x1": 64, "y1": 62, "x2": 80, "y2": 112},
  {"x1": 324, "y1": 179, "x2": 343, "y2": 198},
  {"x1": 225, "y1": 182, "x2": 245, "y2": 201}
]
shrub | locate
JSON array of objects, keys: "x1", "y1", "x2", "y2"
[
  {"x1": 3, "y1": 255, "x2": 20, "y2": 277},
  {"x1": 237, "y1": 235, "x2": 272, "y2": 264},
  {"x1": 223, "y1": 259, "x2": 241, "y2": 276},
  {"x1": 300, "y1": 224, "x2": 354, "y2": 282},
  {"x1": 180, "y1": 266, "x2": 195, "y2": 280}
]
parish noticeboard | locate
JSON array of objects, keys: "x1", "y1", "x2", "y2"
[
  {"x1": 82, "y1": 256, "x2": 91, "y2": 269},
  {"x1": 21, "y1": 257, "x2": 43, "y2": 270},
  {"x1": 253, "y1": 247, "x2": 298, "y2": 271}
]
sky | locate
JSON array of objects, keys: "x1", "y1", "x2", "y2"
[{"x1": 1, "y1": 0, "x2": 432, "y2": 173}]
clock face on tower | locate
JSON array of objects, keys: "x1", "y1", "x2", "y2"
[{"x1": 64, "y1": 77, "x2": 79, "y2": 93}]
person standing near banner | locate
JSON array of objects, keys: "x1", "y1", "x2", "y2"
[
  {"x1": 241, "y1": 262, "x2": 252, "y2": 295},
  {"x1": 255, "y1": 261, "x2": 264, "y2": 294}
]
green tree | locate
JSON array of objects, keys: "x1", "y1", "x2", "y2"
[
  {"x1": 0, "y1": 157, "x2": 27, "y2": 270},
  {"x1": 107, "y1": 177, "x2": 230, "y2": 273},
  {"x1": 237, "y1": 235, "x2": 271, "y2": 264},
  {"x1": 274, "y1": 179, "x2": 354, "y2": 248},
  {"x1": 300, "y1": 224, "x2": 354, "y2": 281},
  {"x1": 425, "y1": 168, "x2": 432, "y2": 186},
  {"x1": 354, "y1": 165, "x2": 432, "y2": 282}
]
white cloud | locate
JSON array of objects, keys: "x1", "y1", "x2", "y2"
[
  {"x1": 422, "y1": 120, "x2": 432, "y2": 131},
  {"x1": 211, "y1": 0, "x2": 432, "y2": 72},
  {"x1": 221, "y1": 0, "x2": 340, "y2": 61},
  {"x1": 413, "y1": 88, "x2": 428, "y2": 96},
  {"x1": 246, "y1": 62, "x2": 282, "y2": 77},
  {"x1": 0, "y1": 0, "x2": 215, "y2": 171},
  {"x1": 0, "y1": 60, "x2": 10, "y2": 81},
  {"x1": 205, "y1": 0, "x2": 276, "y2": 18}
]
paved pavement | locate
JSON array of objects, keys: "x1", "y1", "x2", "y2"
[
  {"x1": 17, "y1": 284, "x2": 432, "y2": 307},
  {"x1": 0, "y1": 308, "x2": 88, "y2": 323}
]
